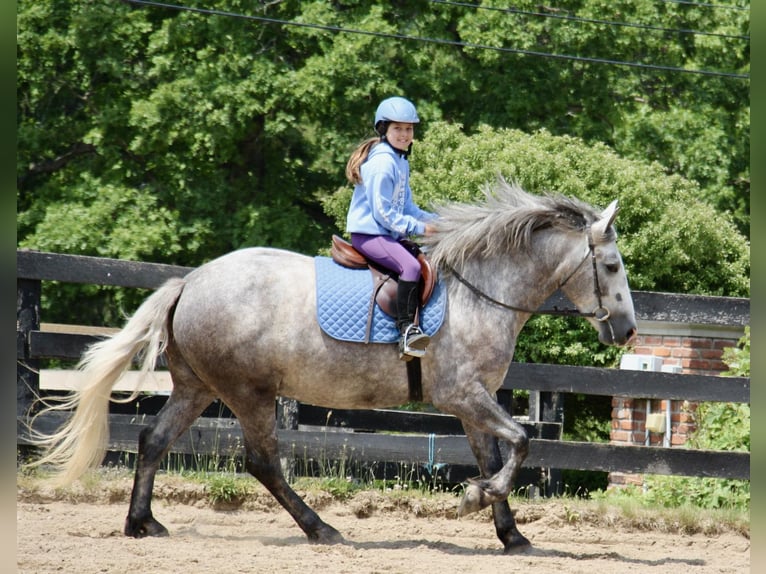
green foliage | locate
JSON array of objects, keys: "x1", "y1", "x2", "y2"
[
  {"x1": 330, "y1": 122, "x2": 750, "y2": 296},
  {"x1": 561, "y1": 394, "x2": 612, "y2": 443},
  {"x1": 560, "y1": 469, "x2": 608, "y2": 498},
  {"x1": 691, "y1": 402, "x2": 750, "y2": 453},
  {"x1": 559, "y1": 392, "x2": 612, "y2": 498},
  {"x1": 419, "y1": 122, "x2": 749, "y2": 298},
  {"x1": 691, "y1": 327, "x2": 750, "y2": 452},
  {"x1": 721, "y1": 326, "x2": 751, "y2": 378},
  {"x1": 204, "y1": 473, "x2": 251, "y2": 505},
  {"x1": 511, "y1": 316, "x2": 622, "y2": 367},
  {"x1": 641, "y1": 474, "x2": 748, "y2": 511}
]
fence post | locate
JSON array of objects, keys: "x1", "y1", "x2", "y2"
[
  {"x1": 17, "y1": 278, "x2": 41, "y2": 418},
  {"x1": 276, "y1": 397, "x2": 299, "y2": 481},
  {"x1": 539, "y1": 391, "x2": 564, "y2": 496}
]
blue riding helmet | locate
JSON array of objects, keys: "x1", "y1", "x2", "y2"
[{"x1": 374, "y1": 97, "x2": 420, "y2": 135}]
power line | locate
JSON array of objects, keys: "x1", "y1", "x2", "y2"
[
  {"x1": 430, "y1": 0, "x2": 749, "y2": 41},
  {"x1": 657, "y1": 0, "x2": 749, "y2": 10},
  {"x1": 120, "y1": 0, "x2": 749, "y2": 80}
]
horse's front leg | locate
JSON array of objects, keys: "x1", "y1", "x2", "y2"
[
  {"x1": 433, "y1": 383, "x2": 529, "y2": 516},
  {"x1": 462, "y1": 422, "x2": 531, "y2": 552}
]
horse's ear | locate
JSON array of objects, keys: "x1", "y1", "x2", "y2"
[{"x1": 592, "y1": 200, "x2": 619, "y2": 238}]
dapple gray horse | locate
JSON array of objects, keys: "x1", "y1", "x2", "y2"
[{"x1": 29, "y1": 179, "x2": 637, "y2": 553}]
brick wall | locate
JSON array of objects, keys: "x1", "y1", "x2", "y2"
[{"x1": 608, "y1": 325, "x2": 742, "y2": 488}]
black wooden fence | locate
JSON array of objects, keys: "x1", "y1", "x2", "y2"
[{"x1": 16, "y1": 249, "x2": 750, "y2": 487}]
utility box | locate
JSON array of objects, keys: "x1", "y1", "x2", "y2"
[
  {"x1": 646, "y1": 413, "x2": 667, "y2": 433},
  {"x1": 619, "y1": 354, "x2": 664, "y2": 372},
  {"x1": 661, "y1": 364, "x2": 683, "y2": 374}
]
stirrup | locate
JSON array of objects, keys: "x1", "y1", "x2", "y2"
[{"x1": 398, "y1": 324, "x2": 430, "y2": 360}]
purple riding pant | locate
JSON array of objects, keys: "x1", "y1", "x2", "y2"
[{"x1": 350, "y1": 233, "x2": 421, "y2": 282}]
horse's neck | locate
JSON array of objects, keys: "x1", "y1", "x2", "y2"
[{"x1": 462, "y1": 230, "x2": 585, "y2": 307}]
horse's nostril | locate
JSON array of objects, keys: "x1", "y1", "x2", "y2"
[{"x1": 626, "y1": 327, "x2": 638, "y2": 344}]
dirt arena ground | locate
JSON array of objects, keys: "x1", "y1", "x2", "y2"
[{"x1": 17, "y1": 473, "x2": 749, "y2": 574}]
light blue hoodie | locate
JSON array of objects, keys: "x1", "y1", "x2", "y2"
[{"x1": 346, "y1": 142, "x2": 436, "y2": 240}]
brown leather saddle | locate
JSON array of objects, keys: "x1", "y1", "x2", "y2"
[{"x1": 330, "y1": 234, "x2": 437, "y2": 319}]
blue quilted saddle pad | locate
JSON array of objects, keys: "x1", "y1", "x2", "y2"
[{"x1": 315, "y1": 256, "x2": 447, "y2": 343}]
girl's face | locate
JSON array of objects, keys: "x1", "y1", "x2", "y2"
[{"x1": 385, "y1": 122, "x2": 415, "y2": 150}]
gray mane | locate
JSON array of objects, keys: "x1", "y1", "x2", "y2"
[{"x1": 423, "y1": 177, "x2": 604, "y2": 270}]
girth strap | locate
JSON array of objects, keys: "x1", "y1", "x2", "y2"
[{"x1": 406, "y1": 358, "x2": 423, "y2": 402}]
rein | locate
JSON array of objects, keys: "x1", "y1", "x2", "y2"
[{"x1": 446, "y1": 227, "x2": 611, "y2": 322}]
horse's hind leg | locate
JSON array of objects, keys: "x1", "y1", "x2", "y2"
[
  {"x1": 235, "y1": 396, "x2": 344, "y2": 545},
  {"x1": 124, "y1": 360, "x2": 215, "y2": 538},
  {"x1": 463, "y1": 423, "x2": 531, "y2": 553}
]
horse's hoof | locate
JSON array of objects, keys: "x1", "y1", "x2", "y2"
[
  {"x1": 308, "y1": 524, "x2": 345, "y2": 545},
  {"x1": 124, "y1": 516, "x2": 170, "y2": 538},
  {"x1": 457, "y1": 483, "x2": 486, "y2": 517},
  {"x1": 503, "y1": 531, "x2": 532, "y2": 554}
]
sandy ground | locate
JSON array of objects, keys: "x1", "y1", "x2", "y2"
[{"x1": 17, "y1": 475, "x2": 750, "y2": 574}]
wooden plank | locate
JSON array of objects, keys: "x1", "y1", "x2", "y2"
[
  {"x1": 17, "y1": 278, "x2": 41, "y2": 417},
  {"x1": 25, "y1": 331, "x2": 169, "y2": 368},
  {"x1": 40, "y1": 323, "x2": 119, "y2": 335},
  {"x1": 503, "y1": 363, "x2": 750, "y2": 403},
  {"x1": 630, "y1": 291, "x2": 750, "y2": 327},
  {"x1": 276, "y1": 431, "x2": 749, "y2": 480},
  {"x1": 39, "y1": 369, "x2": 173, "y2": 393},
  {"x1": 24, "y1": 331, "x2": 750, "y2": 404},
  {"x1": 24, "y1": 333, "x2": 750, "y2": 404},
  {"x1": 297, "y1": 404, "x2": 561, "y2": 439},
  {"x1": 527, "y1": 439, "x2": 750, "y2": 480},
  {"x1": 16, "y1": 249, "x2": 192, "y2": 289},
  {"x1": 18, "y1": 413, "x2": 749, "y2": 480},
  {"x1": 540, "y1": 290, "x2": 749, "y2": 326},
  {"x1": 16, "y1": 331, "x2": 26, "y2": 360},
  {"x1": 29, "y1": 331, "x2": 104, "y2": 361}
]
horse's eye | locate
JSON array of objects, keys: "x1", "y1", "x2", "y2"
[{"x1": 605, "y1": 263, "x2": 620, "y2": 273}]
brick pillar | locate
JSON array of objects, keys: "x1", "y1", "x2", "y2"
[{"x1": 608, "y1": 323, "x2": 743, "y2": 489}]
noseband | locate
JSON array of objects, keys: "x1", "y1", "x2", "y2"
[{"x1": 446, "y1": 226, "x2": 612, "y2": 323}]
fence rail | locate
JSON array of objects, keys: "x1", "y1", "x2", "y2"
[{"x1": 17, "y1": 249, "x2": 750, "y2": 483}]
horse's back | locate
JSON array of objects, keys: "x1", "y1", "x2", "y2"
[
  {"x1": 193, "y1": 246, "x2": 311, "y2": 272},
  {"x1": 172, "y1": 247, "x2": 315, "y2": 346},
  {"x1": 185, "y1": 247, "x2": 313, "y2": 291}
]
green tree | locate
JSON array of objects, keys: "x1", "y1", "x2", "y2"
[{"x1": 450, "y1": 0, "x2": 749, "y2": 234}]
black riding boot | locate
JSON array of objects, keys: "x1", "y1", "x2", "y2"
[{"x1": 396, "y1": 279, "x2": 430, "y2": 361}]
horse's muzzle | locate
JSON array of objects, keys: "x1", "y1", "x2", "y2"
[{"x1": 599, "y1": 322, "x2": 637, "y2": 346}]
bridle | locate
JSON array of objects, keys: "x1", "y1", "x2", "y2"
[{"x1": 446, "y1": 226, "x2": 612, "y2": 322}]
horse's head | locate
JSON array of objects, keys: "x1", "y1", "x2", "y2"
[
  {"x1": 424, "y1": 180, "x2": 638, "y2": 347},
  {"x1": 559, "y1": 200, "x2": 637, "y2": 346}
]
